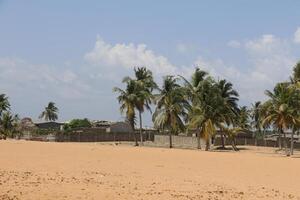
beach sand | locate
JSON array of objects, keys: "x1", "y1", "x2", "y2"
[{"x1": 0, "y1": 140, "x2": 300, "y2": 200}]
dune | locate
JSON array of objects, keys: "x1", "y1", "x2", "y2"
[{"x1": 0, "y1": 140, "x2": 300, "y2": 200}]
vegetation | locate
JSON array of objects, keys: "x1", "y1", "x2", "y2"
[
  {"x1": 153, "y1": 76, "x2": 189, "y2": 148},
  {"x1": 64, "y1": 118, "x2": 92, "y2": 130},
  {"x1": 112, "y1": 60, "x2": 300, "y2": 156},
  {"x1": 39, "y1": 102, "x2": 59, "y2": 121},
  {"x1": 1, "y1": 60, "x2": 300, "y2": 157},
  {"x1": 113, "y1": 79, "x2": 139, "y2": 146}
]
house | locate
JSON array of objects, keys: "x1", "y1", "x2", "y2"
[
  {"x1": 91, "y1": 120, "x2": 132, "y2": 133},
  {"x1": 34, "y1": 121, "x2": 64, "y2": 130}
]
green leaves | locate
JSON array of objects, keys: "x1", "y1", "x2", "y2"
[{"x1": 39, "y1": 102, "x2": 59, "y2": 122}]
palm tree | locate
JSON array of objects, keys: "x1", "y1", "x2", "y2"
[
  {"x1": 39, "y1": 102, "x2": 59, "y2": 121},
  {"x1": 187, "y1": 78, "x2": 227, "y2": 151},
  {"x1": 221, "y1": 127, "x2": 243, "y2": 151},
  {"x1": 113, "y1": 79, "x2": 139, "y2": 146},
  {"x1": 263, "y1": 83, "x2": 300, "y2": 156},
  {"x1": 0, "y1": 94, "x2": 10, "y2": 117},
  {"x1": 180, "y1": 68, "x2": 208, "y2": 149},
  {"x1": 216, "y1": 79, "x2": 239, "y2": 148},
  {"x1": 153, "y1": 76, "x2": 189, "y2": 148},
  {"x1": 0, "y1": 111, "x2": 14, "y2": 138},
  {"x1": 250, "y1": 101, "x2": 262, "y2": 145},
  {"x1": 133, "y1": 67, "x2": 156, "y2": 145},
  {"x1": 237, "y1": 106, "x2": 251, "y2": 130}
]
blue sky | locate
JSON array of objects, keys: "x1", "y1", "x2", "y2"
[{"x1": 1, "y1": 1, "x2": 300, "y2": 125}]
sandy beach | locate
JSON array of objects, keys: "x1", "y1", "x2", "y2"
[{"x1": 0, "y1": 140, "x2": 300, "y2": 200}]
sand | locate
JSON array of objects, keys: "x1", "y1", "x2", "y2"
[{"x1": 0, "y1": 140, "x2": 300, "y2": 200}]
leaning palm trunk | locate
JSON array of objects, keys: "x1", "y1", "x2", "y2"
[
  {"x1": 197, "y1": 127, "x2": 201, "y2": 149},
  {"x1": 138, "y1": 110, "x2": 143, "y2": 145},
  {"x1": 231, "y1": 137, "x2": 239, "y2": 151}
]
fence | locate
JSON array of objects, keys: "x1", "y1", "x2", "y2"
[{"x1": 21, "y1": 128, "x2": 155, "y2": 142}]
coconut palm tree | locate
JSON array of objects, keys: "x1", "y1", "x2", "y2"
[
  {"x1": 133, "y1": 67, "x2": 157, "y2": 145},
  {"x1": 0, "y1": 94, "x2": 10, "y2": 117},
  {"x1": 216, "y1": 79, "x2": 239, "y2": 148},
  {"x1": 187, "y1": 78, "x2": 229, "y2": 151},
  {"x1": 250, "y1": 101, "x2": 262, "y2": 145},
  {"x1": 39, "y1": 102, "x2": 59, "y2": 122},
  {"x1": 153, "y1": 76, "x2": 189, "y2": 148},
  {"x1": 0, "y1": 111, "x2": 14, "y2": 138},
  {"x1": 237, "y1": 106, "x2": 251, "y2": 130},
  {"x1": 263, "y1": 83, "x2": 300, "y2": 156},
  {"x1": 180, "y1": 68, "x2": 208, "y2": 149},
  {"x1": 113, "y1": 79, "x2": 139, "y2": 146}
]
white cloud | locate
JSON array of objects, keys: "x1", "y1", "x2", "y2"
[
  {"x1": 227, "y1": 40, "x2": 241, "y2": 48},
  {"x1": 0, "y1": 57, "x2": 91, "y2": 100},
  {"x1": 84, "y1": 37, "x2": 178, "y2": 77},
  {"x1": 294, "y1": 27, "x2": 300, "y2": 44},
  {"x1": 196, "y1": 34, "x2": 296, "y2": 105}
]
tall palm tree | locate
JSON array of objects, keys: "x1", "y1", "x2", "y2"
[
  {"x1": 153, "y1": 76, "x2": 189, "y2": 148},
  {"x1": 263, "y1": 83, "x2": 300, "y2": 156},
  {"x1": 133, "y1": 67, "x2": 156, "y2": 145},
  {"x1": 180, "y1": 68, "x2": 208, "y2": 149},
  {"x1": 180, "y1": 68, "x2": 208, "y2": 147},
  {"x1": 188, "y1": 78, "x2": 227, "y2": 151},
  {"x1": 113, "y1": 79, "x2": 139, "y2": 146},
  {"x1": 39, "y1": 102, "x2": 59, "y2": 122},
  {"x1": 216, "y1": 79, "x2": 239, "y2": 148},
  {"x1": 0, "y1": 94, "x2": 10, "y2": 117},
  {"x1": 251, "y1": 101, "x2": 262, "y2": 145}
]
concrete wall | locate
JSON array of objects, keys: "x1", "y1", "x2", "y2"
[
  {"x1": 154, "y1": 135, "x2": 300, "y2": 149},
  {"x1": 154, "y1": 135, "x2": 206, "y2": 149}
]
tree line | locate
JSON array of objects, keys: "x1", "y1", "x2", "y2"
[
  {"x1": 0, "y1": 100, "x2": 59, "y2": 139},
  {"x1": 114, "y1": 63, "x2": 300, "y2": 156}
]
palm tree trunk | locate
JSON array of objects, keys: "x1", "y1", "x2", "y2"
[
  {"x1": 138, "y1": 110, "x2": 143, "y2": 145},
  {"x1": 291, "y1": 129, "x2": 295, "y2": 156},
  {"x1": 205, "y1": 137, "x2": 210, "y2": 151},
  {"x1": 254, "y1": 131, "x2": 257, "y2": 146},
  {"x1": 263, "y1": 129, "x2": 266, "y2": 146},
  {"x1": 231, "y1": 137, "x2": 239, "y2": 151},
  {"x1": 169, "y1": 131, "x2": 172, "y2": 148},
  {"x1": 278, "y1": 128, "x2": 282, "y2": 149},
  {"x1": 282, "y1": 130, "x2": 289, "y2": 156},
  {"x1": 221, "y1": 133, "x2": 225, "y2": 149},
  {"x1": 130, "y1": 120, "x2": 138, "y2": 146},
  {"x1": 197, "y1": 127, "x2": 201, "y2": 149}
]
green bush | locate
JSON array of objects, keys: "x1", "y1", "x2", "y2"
[{"x1": 65, "y1": 118, "x2": 92, "y2": 130}]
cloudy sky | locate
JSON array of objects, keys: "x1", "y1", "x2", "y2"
[{"x1": 1, "y1": 1, "x2": 300, "y2": 125}]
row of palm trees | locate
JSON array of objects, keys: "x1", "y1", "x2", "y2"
[
  {"x1": 250, "y1": 62, "x2": 300, "y2": 156},
  {"x1": 114, "y1": 62, "x2": 300, "y2": 155},
  {"x1": 114, "y1": 67, "x2": 247, "y2": 150}
]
